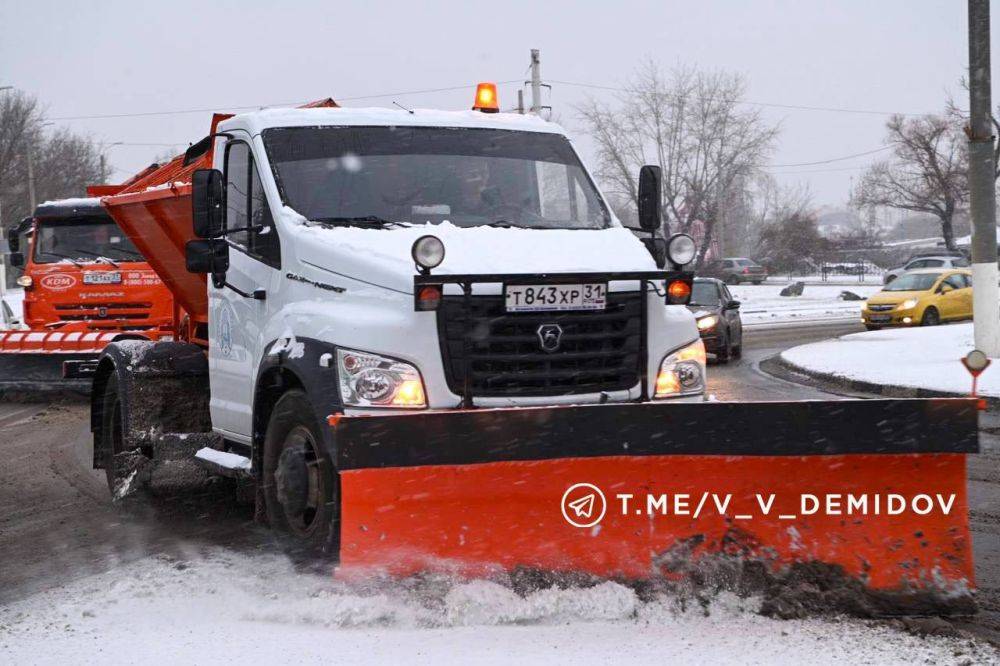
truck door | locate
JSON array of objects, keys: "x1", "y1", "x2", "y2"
[{"x1": 208, "y1": 139, "x2": 282, "y2": 439}]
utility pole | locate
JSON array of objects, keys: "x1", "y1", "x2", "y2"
[
  {"x1": 517, "y1": 90, "x2": 525, "y2": 115},
  {"x1": 529, "y1": 49, "x2": 542, "y2": 114},
  {"x1": 968, "y1": 0, "x2": 1000, "y2": 356},
  {"x1": 0, "y1": 198, "x2": 5, "y2": 299},
  {"x1": 25, "y1": 149, "x2": 36, "y2": 211}
]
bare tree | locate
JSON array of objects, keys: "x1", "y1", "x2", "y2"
[
  {"x1": 0, "y1": 90, "x2": 104, "y2": 230},
  {"x1": 577, "y1": 61, "x2": 780, "y2": 263},
  {"x1": 853, "y1": 114, "x2": 967, "y2": 250}
]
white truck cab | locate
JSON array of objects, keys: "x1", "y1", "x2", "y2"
[{"x1": 204, "y1": 104, "x2": 703, "y2": 443}]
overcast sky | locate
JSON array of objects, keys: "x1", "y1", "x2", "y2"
[{"x1": 0, "y1": 0, "x2": 983, "y2": 209}]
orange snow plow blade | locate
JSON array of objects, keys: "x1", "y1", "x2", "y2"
[
  {"x1": 0, "y1": 330, "x2": 119, "y2": 394},
  {"x1": 333, "y1": 398, "x2": 978, "y2": 614}
]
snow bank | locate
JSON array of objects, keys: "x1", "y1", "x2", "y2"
[
  {"x1": 731, "y1": 284, "x2": 881, "y2": 327},
  {"x1": 0, "y1": 551, "x2": 993, "y2": 665},
  {"x1": 780, "y1": 323, "x2": 995, "y2": 396}
]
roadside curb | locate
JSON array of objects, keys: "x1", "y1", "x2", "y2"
[{"x1": 762, "y1": 353, "x2": 1000, "y2": 409}]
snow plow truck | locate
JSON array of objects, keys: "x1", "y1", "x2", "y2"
[
  {"x1": 0, "y1": 194, "x2": 175, "y2": 394},
  {"x1": 85, "y1": 88, "x2": 978, "y2": 613}
]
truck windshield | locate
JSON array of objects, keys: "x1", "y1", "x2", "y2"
[
  {"x1": 262, "y1": 126, "x2": 611, "y2": 230},
  {"x1": 33, "y1": 218, "x2": 142, "y2": 264}
]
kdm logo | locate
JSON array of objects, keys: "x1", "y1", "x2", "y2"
[{"x1": 40, "y1": 273, "x2": 76, "y2": 291}]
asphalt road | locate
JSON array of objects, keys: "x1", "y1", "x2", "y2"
[
  {"x1": 1, "y1": 318, "x2": 998, "y2": 645},
  {"x1": 708, "y1": 318, "x2": 1000, "y2": 644}
]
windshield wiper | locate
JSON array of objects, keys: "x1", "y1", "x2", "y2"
[
  {"x1": 312, "y1": 216, "x2": 406, "y2": 228},
  {"x1": 42, "y1": 252, "x2": 85, "y2": 268},
  {"x1": 72, "y1": 249, "x2": 120, "y2": 268},
  {"x1": 486, "y1": 220, "x2": 535, "y2": 229}
]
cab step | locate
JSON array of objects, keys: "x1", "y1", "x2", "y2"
[{"x1": 194, "y1": 447, "x2": 252, "y2": 479}]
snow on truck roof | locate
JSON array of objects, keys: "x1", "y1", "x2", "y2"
[
  {"x1": 34, "y1": 197, "x2": 107, "y2": 220},
  {"x1": 222, "y1": 106, "x2": 569, "y2": 136}
]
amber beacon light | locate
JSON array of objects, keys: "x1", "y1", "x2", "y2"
[{"x1": 473, "y1": 82, "x2": 500, "y2": 113}]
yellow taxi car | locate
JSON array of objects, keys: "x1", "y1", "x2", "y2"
[{"x1": 862, "y1": 268, "x2": 972, "y2": 330}]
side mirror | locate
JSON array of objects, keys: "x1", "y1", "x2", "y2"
[
  {"x1": 938, "y1": 284, "x2": 953, "y2": 294},
  {"x1": 640, "y1": 237, "x2": 667, "y2": 268},
  {"x1": 192, "y1": 168, "x2": 225, "y2": 238},
  {"x1": 725, "y1": 300, "x2": 741, "y2": 310},
  {"x1": 637, "y1": 165, "x2": 662, "y2": 233},
  {"x1": 9, "y1": 252, "x2": 24, "y2": 268},
  {"x1": 185, "y1": 239, "x2": 229, "y2": 284}
]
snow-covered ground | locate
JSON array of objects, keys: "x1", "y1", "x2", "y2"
[
  {"x1": 780, "y1": 322, "x2": 995, "y2": 396},
  {"x1": 0, "y1": 551, "x2": 993, "y2": 665},
  {"x1": 731, "y1": 283, "x2": 882, "y2": 327}
]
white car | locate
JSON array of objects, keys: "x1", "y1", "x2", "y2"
[{"x1": 884, "y1": 255, "x2": 969, "y2": 284}]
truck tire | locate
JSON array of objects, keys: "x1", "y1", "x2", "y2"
[
  {"x1": 99, "y1": 373, "x2": 152, "y2": 499},
  {"x1": 262, "y1": 390, "x2": 339, "y2": 556}
]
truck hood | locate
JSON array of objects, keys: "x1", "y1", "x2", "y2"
[{"x1": 290, "y1": 216, "x2": 658, "y2": 293}]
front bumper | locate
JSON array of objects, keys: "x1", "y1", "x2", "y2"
[
  {"x1": 698, "y1": 329, "x2": 723, "y2": 352},
  {"x1": 862, "y1": 307, "x2": 916, "y2": 327}
]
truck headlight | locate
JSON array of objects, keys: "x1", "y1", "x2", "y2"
[
  {"x1": 666, "y1": 233, "x2": 697, "y2": 267},
  {"x1": 337, "y1": 348, "x2": 427, "y2": 408},
  {"x1": 655, "y1": 339, "x2": 706, "y2": 398},
  {"x1": 899, "y1": 299, "x2": 918, "y2": 310}
]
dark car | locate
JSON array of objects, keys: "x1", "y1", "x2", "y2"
[
  {"x1": 700, "y1": 257, "x2": 768, "y2": 285},
  {"x1": 687, "y1": 277, "x2": 743, "y2": 363}
]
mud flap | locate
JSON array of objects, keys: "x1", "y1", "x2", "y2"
[{"x1": 332, "y1": 399, "x2": 978, "y2": 613}]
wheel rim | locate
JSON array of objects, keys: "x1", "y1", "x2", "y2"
[{"x1": 275, "y1": 425, "x2": 325, "y2": 537}]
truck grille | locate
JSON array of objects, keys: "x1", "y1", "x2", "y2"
[
  {"x1": 54, "y1": 302, "x2": 153, "y2": 323},
  {"x1": 438, "y1": 292, "x2": 643, "y2": 397}
]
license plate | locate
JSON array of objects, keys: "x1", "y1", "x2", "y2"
[
  {"x1": 83, "y1": 271, "x2": 122, "y2": 285},
  {"x1": 868, "y1": 314, "x2": 891, "y2": 323},
  {"x1": 504, "y1": 283, "x2": 607, "y2": 312}
]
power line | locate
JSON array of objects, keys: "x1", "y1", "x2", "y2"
[
  {"x1": 766, "y1": 146, "x2": 891, "y2": 168},
  {"x1": 548, "y1": 79, "x2": 933, "y2": 117},
  {"x1": 49, "y1": 80, "x2": 524, "y2": 122},
  {"x1": 766, "y1": 165, "x2": 870, "y2": 175}
]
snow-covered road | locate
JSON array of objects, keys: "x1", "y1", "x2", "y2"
[{"x1": 1, "y1": 551, "x2": 994, "y2": 665}]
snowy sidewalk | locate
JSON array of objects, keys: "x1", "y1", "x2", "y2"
[
  {"x1": 732, "y1": 283, "x2": 881, "y2": 328},
  {"x1": 779, "y1": 322, "x2": 994, "y2": 398}
]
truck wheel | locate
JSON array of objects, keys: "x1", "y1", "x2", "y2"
[
  {"x1": 100, "y1": 374, "x2": 125, "y2": 491},
  {"x1": 99, "y1": 373, "x2": 151, "y2": 499},
  {"x1": 262, "y1": 390, "x2": 338, "y2": 555}
]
